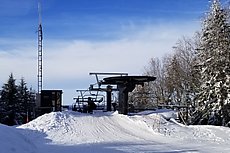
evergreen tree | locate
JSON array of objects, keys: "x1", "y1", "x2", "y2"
[
  {"x1": 1, "y1": 73, "x2": 18, "y2": 111},
  {"x1": 27, "y1": 87, "x2": 36, "y2": 120},
  {"x1": 0, "y1": 73, "x2": 18, "y2": 125},
  {"x1": 17, "y1": 78, "x2": 30, "y2": 123},
  {"x1": 194, "y1": 0, "x2": 230, "y2": 126},
  {"x1": 0, "y1": 74, "x2": 36, "y2": 125}
]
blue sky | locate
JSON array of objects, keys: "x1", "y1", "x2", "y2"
[
  {"x1": 41, "y1": 0, "x2": 205, "y2": 40},
  {"x1": 0, "y1": 0, "x2": 208, "y2": 39},
  {"x1": 0, "y1": 0, "x2": 228, "y2": 104}
]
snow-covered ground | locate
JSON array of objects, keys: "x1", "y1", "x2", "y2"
[{"x1": 1, "y1": 109, "x2": 230, "y2": 153}]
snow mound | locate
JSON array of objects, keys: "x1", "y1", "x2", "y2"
[
  {"x1": 1, "y1": 110, "x2": 230, "y2": 153},
  {"x1": 19, "y1": 111, "x2": 157, "y2": 145},
  {"x1": 19, "y1": 110, "x2": 230, "y2": 146},
  {"x1": 130, "y1": 110, "x2": 230, "y2": 144}
]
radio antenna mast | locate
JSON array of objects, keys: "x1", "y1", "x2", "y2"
[{"x1": 38, "y1": 0, "x2": 43, "y2": 94}]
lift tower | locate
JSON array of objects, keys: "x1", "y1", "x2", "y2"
[{"x1": 37, "y1": 1, "x2": 43, "y2": 94}]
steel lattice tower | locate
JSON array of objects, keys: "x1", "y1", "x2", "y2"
[{"x1": 38, "y1": 1, "x2": 43, "y2": 94}]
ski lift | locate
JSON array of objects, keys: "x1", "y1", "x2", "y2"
[
  {"x1": 72, "y1": 90, "x2": 105, "y2": 113},
  {"x1": 89, "y1": 72, "x2": 127, "y2": 111}
]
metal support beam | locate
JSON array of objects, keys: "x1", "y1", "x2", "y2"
[
  {"x1": 103, "y1": 76, "x2": 156, "y2": 115},
  {"x1": 106, "y1": 85, "x2": 112, "y2": 111},
  {"x1": 89, "y1": 72, "x2": 128, "y2": 76}
]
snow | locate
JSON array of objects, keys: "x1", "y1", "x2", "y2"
[
  {"x1": 0, "y1": 124, "x2": 36, "y2": 153},
  {"x1": 0, "y1": 109, "x2": 230, "y2": 153}
]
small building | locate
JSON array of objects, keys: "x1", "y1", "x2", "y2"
[{"x1": 36, "y1": 90, "x2": 62, "y2": 116}]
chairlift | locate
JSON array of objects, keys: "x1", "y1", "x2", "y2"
[{"x1": 72, "y1": 90, "x2": 105, "y2": 112}]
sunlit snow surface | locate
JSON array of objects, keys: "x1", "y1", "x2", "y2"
[{"x1": 1, "y1": 110, "x2": 230, "y2": 153}]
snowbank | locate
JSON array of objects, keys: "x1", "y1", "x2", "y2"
[
  {"x1": 19, "y1": 111, "x2": 157, "y2": 145},
  {"x1": 0, "y1": 124, "x2": 36, "y2": 153},
  {"x1": 0, "y1": 110, "x2": 230, "y2": 153}
]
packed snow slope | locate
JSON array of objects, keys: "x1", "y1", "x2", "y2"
[
  {"x1": 1, "y1": 110, "x2": 230, "y2": 153},
  {"x1": 0, "y1": 124, "x2": 36, "y2": 153}
]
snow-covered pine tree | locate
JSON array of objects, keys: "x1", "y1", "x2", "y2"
[{"x1": 195, "y1": 0, "x2": 230, "y2": 126}]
